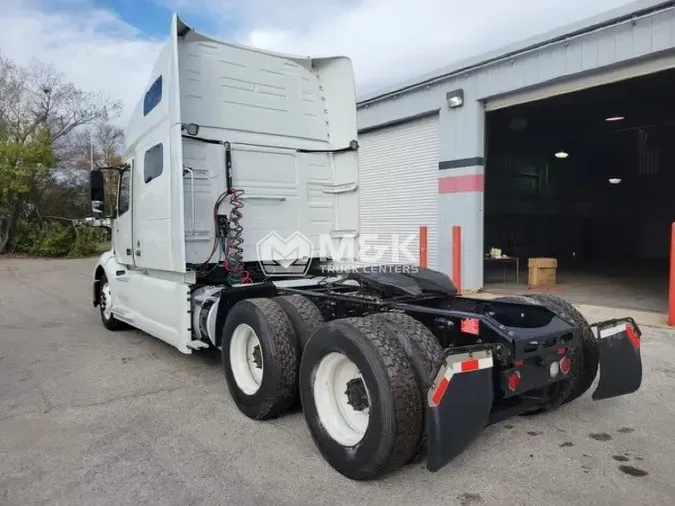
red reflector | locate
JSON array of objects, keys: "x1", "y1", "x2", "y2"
[
  {"x1": 431, "y1": 376, "x2": 450, "y2": 406},
  {"x1": 507, "y1": 371, "x2": 521, "y2": 392},
  {"x1": 460, "y1": 359, "x2": 479, "y2": 372},
  {"x1": 558, "y1": 347, "x2": 565, "y2": 355},
  {"x1": 514, "y1": 360, "x2": 524, "y2": 367},
  {"x1": 559, "y1": 356, "x2": 571, "y2": 375},
  {"x1": 461, "y1": 318, "x2": 480, "y2": 335}
]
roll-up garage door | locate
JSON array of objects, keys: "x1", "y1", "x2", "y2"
[
  {"x1": 485, "y1": 54, "x2": 675, "y2": 111},
  {"x1": 357, "y1": 114, "x2": 439, "y2": 269}
]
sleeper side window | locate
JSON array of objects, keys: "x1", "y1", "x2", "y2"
[
  {"x1": 143, "y1": 76, "x2": 162, "y2": 116},
  {"x1": 144, "y1": 143, "x2": 164, "y2": 184}
]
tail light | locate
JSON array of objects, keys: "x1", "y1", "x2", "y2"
[
  {"x1": 559, "y1": 356, "x2": 571, "y2": 375},
  {"x1": 507, "y1": 371, "x2": 521, "y2": 392}
]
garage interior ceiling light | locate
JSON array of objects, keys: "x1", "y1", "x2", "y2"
[
  {"x1": 554, "y1": 150, "x2": 569, "y2": 159},
  {"x1": 609, "y1": 178, "x2": 622, "y2": 184},
  {"x1": 605, "y1": 115, "x2": 625, "y2": 122}
]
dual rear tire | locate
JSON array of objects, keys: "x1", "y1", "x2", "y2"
[
  {"x1": 495, "y1": 293, "x2": 599, "y2": 410},
  {"x1": 221, "y1": 298, "x2": 300, "y2": 420},
  {"x1": 221, "y1": 296, "x2": 439, "y2": 480},
  {"x1": 299, "y1": 316, "x2": 425, "y2": 480},
  {"x1": 527, "y1": 293, "x2": 599, "y2": 405}
]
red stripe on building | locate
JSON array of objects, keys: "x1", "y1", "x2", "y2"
[{"x1": 438, "y1": 174, "x2": 485, "y2": 194}]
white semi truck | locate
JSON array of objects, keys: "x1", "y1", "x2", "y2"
[{"x1": 90, "y1": 14, "x2": 644, "y2": 480}]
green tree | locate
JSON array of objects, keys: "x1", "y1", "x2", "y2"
[
  {"x1": 0, "y1": 127, "x2": 56, "y2": 251},
  {"x1": 0, "y1": 51, "x2": 122, "y2": 253}
]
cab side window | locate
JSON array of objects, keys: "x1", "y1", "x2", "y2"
[{"x1": 118, "y1": 169, "x2": 131, "y2": 216}]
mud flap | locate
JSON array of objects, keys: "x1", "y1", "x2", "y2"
[
  {"x1": 426, "y1": 348, "x2": 494, "y2": 472},
  {"x1": 591, "y1": 318, "x2": 642, "y2": 401}
]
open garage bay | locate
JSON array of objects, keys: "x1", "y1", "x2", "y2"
[{"x1": 484, "y1": 68, "x2": 675, "y2": 313}]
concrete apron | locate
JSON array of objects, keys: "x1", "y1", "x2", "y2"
[{"x1": 472, "y1": 291, "x2": 670, "y2": 329}]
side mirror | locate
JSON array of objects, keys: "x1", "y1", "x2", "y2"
[{"x1": 90, "y1": 170, "x2": 105, "y2": 214}]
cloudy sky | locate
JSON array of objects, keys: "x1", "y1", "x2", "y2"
[{"x1": 0, "y1": 0, "x2": 641, "y2": 124}]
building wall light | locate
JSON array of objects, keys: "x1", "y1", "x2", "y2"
[
  {"x1": 554, "y1": 150, "x2": 569, "y2": 159},
  {"x1": 446, "y1": 89, "x2": 464, "y2": 108}
]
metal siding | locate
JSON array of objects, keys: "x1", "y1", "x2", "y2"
[
  {"x1": 355, "y1": 3, "x2": 675, "y2": 291},
  {"x1": 438, "y1": 100, "x2": 486, "y2": 163},
  {"x1": 484, "y1": 52, "x2": 675, "y2": 110},
  {"x1": 357, "y1": 0, "x2": 671, "y2": 104},
  {"x1": 438, "y1": 178, "x2": 485, "y2": 290},
  {"x1": 357, "y1": 6, "x2": 675, "y2": 131},
  {"x1": 357, "y1": 88, "x2": 444, "y2": 132},
  {"x1": 479, "y1": 8, "x2": 675, "y2": 103},
  {"x1": 358, "y1": 116, "x2": 440, "y2": 269}
]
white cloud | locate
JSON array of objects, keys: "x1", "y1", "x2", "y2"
[
  {"x1": 0, "y1": 0, "x2": 163, "y2": 125},
  {"x1": 166, "y1": 0, "x2": 642, "y2": 96},
  {"x1": 0, "y1": 0, "x2": 642, "y2": 125}
]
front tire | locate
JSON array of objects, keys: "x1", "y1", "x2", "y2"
[
  {"x1": 299, "y1": 317, "x2": 422, "y2": 480},
  {"x1": 222, "y1": 298, "x2": 299, "y2": 420},
  {"x1": 98, "y1": 273, "x2": 126, "y2": 331}
]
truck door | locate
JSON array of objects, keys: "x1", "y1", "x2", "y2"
[
  {"x1": 113, "y1": 161, "x2": 135, "y2": 266},
  {"x1": 132, "y1": 136, "x2": 173, "y2": 271}
]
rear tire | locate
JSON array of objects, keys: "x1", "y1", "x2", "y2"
[
  {"x1": 526, "y1": 293, "x2": 598, "y2": 404},
  {"x1": 494, "y1": 295, "x2": 569, "y2": 413},
  {"x1": 273, "y1": 295, "x2": 325, "y2": 351},
  {"x1": 493, "y1": 295, "x2": 534, "y2": 304},
  {"x1": 222, "y1": 298, "x2": 299, "y2": 420},
  {"x1": 98, "y1": 273, "x2": 127, "y2": 331},
  {"x1": 299, "y1": 317, "x2": 423, "y2": 480},
  {"x1": 366, "y1": 312, "x2": 443, "y2": 463}
]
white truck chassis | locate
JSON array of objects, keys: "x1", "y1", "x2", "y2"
[{"x1": 89, "y1": 14, "x2": 644, "y2": 480}]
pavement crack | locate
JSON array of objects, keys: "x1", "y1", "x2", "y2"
[
  {"x1": 0, "y1": 380, "x2": 222, "y2": 423},
  {"x1": 39, "y1": 382, "x2": 53, "y2": 414},
  {"x1": 64, "y1": 381, "x2": 215, "y2": 411}
]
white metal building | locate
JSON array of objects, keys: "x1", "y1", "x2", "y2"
[{"x1": 356, "y1": 0, "x2": 675, "y2": 292}]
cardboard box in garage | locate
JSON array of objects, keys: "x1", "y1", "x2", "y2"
[{"x1": 528, "y1": 257, "x2": 557, "y2": 287}]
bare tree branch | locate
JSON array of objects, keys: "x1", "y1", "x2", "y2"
[{"x1": 0, "y1": 49, "x2": 124, "y2": 253}]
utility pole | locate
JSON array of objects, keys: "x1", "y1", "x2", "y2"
[{"x1": 90, "y1": 129, "x2": 94, "y2": 170}]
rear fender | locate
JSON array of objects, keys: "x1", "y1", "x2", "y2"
[
  {"x1": 426, "y1": 348, "x2": 494, "y2": 472},
  {"x1": 591, "y1": 318, "x2": 642, "y2": 400}
]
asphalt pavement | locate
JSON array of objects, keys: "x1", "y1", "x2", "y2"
[{"x1": 1, "y1": 258, "x2": 675, "y2": 505}]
